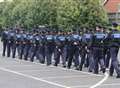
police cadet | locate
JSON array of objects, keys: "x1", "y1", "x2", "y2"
[
  {"x1": 30, "y1": 31, "x2": 40, "y2": 62},
  {"x1": 18, "y1": 29, "x2": 27, "y2": 59},
  {"x1": 108, "y1": 29, "x2": 120, "y2": 78},
  {"x1": 45, "y1": 31, "x2": 55, "y2": 66},
  {"x1": 80, "y1": 29, "x2": 93, "y2": 71},
  {"x1": 67, "y1": 31, "x2": 81, "y2": 70},
  {"x1": 102, "y1": 28, "x2": 111, "y2": 68},
  {"x1": 13, "y1": 28, "x2": 22, "y2": 58},
  {"x1": 39, "y1": 31, "x2": 46, "y2": 64},
  {"x1": 54, "y1": 31, "x2": 67, "y2": 67},
  {"x1": 1, "y1": 28, "x2": 9, "y2": 57},
  {"x1": 7, "y1": 28, "x2": 15, "y2": 57},
  {"x1": 92, "y1": 26, "x2": 106, "y2": 74},
  {"x1": 24, "y1": 32, "x2": 33, "y2": 60},
  {"x1": 79, "y1": 29, "x2": 88, "y2": 71}
]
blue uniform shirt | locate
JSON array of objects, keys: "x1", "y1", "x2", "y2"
[
  {"x1": 46, "y1": 35, "x2": 54, "y2": 42},
  {"x1": 93, "y1": 32, "x2": 106, "y2": 47}
]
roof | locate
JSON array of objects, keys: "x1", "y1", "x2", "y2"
[{"x1": 104, "y1": 0, "x2": 120, "y2": 13}]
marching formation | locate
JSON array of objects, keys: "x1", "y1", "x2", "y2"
[{"x1": 1, "y1": 26, "x2": 120, "y2": 78}]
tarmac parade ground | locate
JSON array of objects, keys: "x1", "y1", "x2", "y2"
[{"x1": 0, "y1": 42, "x2": 120, "y2": 88}]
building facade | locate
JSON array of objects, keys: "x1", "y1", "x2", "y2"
[{"x1": 104, "y1": 0, "x2": 120, "y2": 24}]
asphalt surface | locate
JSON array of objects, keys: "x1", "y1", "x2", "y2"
[{"x1": 0, "y1": 42, "x2": 120, "y2": 88}]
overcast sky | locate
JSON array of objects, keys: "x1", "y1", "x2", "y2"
[
  {"x1": 0, "y1": 0, "x2": 4, "y2": 2},
  {"x1": 0, "y1": 0, "x2": 13, "y2": 2}
]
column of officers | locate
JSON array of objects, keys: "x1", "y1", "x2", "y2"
[{"x1": 1, "y1": 26, "x2": 120, "y2": 78}]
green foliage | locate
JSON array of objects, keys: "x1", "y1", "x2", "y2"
[{"x1": 0, "y1": 0, "x2": 108, "y2": 31}]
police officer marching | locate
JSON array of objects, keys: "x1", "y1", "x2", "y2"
[
  {"x1": 92, "y1": 26, "x2": 106, "y2": 74},
  {"x1": 1, "y1": 25, "x2": 120, "y2": 79},
  {"x1": 108, "y1": 29, "x2": 120, "y2": 78}
]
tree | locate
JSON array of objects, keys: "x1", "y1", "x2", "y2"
[{"x1": 0, "y1": 0, "x2": 108, "y2": 31}]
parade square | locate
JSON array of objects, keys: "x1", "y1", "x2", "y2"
[{"x1": 0, "y1": 0, "x2": 120, "y2": 88}]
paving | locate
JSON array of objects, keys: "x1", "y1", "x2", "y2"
[{"x1": 0, "y1": 42, "x2": 120, "y2": 88}]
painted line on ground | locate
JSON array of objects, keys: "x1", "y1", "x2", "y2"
[
  {"x1": 90, "y1": 72, "x2": 109, "y2": 88},
  {"x1": 0, "y1": 67, "x2": 71, "y2": 88},
  {"x1": 41, "y1": 75, "x2": 97, "y2": 79},
  {"x1": 71, "y1": 85, "x2": 91, "y2": 88},
  {"x1": 99, "y1": 83, "x2": 120, "y2": 86},
  {"x1": 70, "y1": 72, "x2": 109, "y2": 88},
  {"x1": 69, "y1": 83, "x2": 120, "y2": 88},
  {"x1": 18, "y1": 69, "x2": 58, "y2": 72}
]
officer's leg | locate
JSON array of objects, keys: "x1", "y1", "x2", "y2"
[
  {"x1": 19, "y1": 44, "x2": 22, "y2": 59},
  {"x1": 113, "y1": 60, "x2": 120, "y2": 77},
  {"x1": 46, "y1": 46, "x2": 52, "y2": 66},
  {"x1": 19, "y1": 44, "x2": 25, "y2": 59},
  {"x1": 74, "y1": 47, "x2": 80, "y2": 70},
  {"x1": 85, "y1": 54, "x2": 89, "y2": 68},
  {"x1": 41, "y1": 52, "x2": 46, "y2": 64},
  {"x1": 2, "y1": 41, "x2": 7, "y2": 56},
  {"x1": 61, "y1": 46, "x2": 67, "y2": 67},
  {"x1": 7, "y1": 43, "x2": 11, "y2": 57},
  {"x1": 110, "y1": 47, "x2": 120, "y2": 78},
  {"x1": 28, "y1": 46, "x2": 32, "y2": 58},
  {"x1": 103, "y1": 48, "x2": 107, "y2": 64},
  {"x1": 54, "y1": 47, "x2": 60, "y2": 66},
  {"x1": 109, "y1": 63, "x2": 114, "y2": 76},
  {"x1": 66, "y1": 45, "x2": 69, "y2": 62},
  {"x1": 36, "y1": 48, "x2": 40, "y2": 62},
  {"x1": 24, "y1": 45, "x2": 28, "y2": 60},
  {"x1": 24, "y1": 45, "x2": 30, "y2": 60},
  {"x1": 42, "y1": 46, "x2": 46, "y2": 63},
  {"x1": 12, "y1": 44, "x2": 17, "y2": 58},
  {"x1": 88, "y1": 50, "x2": 94, "y2": 72},
  {"x1": 17, "y1": 44, "x2": 21, "y2": 58},
  {"x1": 93, "y1": 48, "x2": 99, "y2": 74},
  {"x1": 106, "y1": 49, "x2": 111, "y2": 68},
  {"x1": 99, "y1": 58, "x2": 106, "y2": 73},
  {"x1": 23, "y1": 45, "x2": 27, "y2": 59},
  {"x1": 67, "y1": 46, "x2": 74, "y2": 69},
  {"x1": 47, "y1": 52, "x2": 52, "y2": 66},
  {"x1": 39, "y1": 46, "x2": 45, "y2": 64},
  {"x1": 11, "y1": 43, "x2": 14, "y2": 58},
  {"x1": 30, "y1": 47, "x2": 36, "y2": 62},
  {"x1": 79, "y1": 51, "x2": 86, "y2": 71}
]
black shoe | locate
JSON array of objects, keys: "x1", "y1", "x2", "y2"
[
  {"x1": 19, "y1": 57, "x2": 22, "y2": 60},
  {"x1": 47, "y1": 64, "x2": 51, "y2": 66},
  {"x1": 94, "y1": 72, "x2": 99, "y2": 74},
  {"x1": 54, "y1": 63, "x2": 58, "y2": 67},
  {"x1": 116, "y1": 75, "x2": 120, "y2": 78},
  {"x1": 67, "y1": 66, "x2": 71, "y2": 69},
  {"x1": 40, "y1": 61, "x2": 45, "y2": 64},
  {"x1": 24, "y1": 59, "x2": 28, "y2": 61},
  {"x1": 100, "y1": 68, "x2": 106, "y2": 73},
  {"x1": 75, "y1": 67, "x2": 79, "y2": 70},
  {"x1": 62, "y1": 65, "x2": 66, "y2": 68},
  {"x1": 7, "y1": 56, "x2": 10, "y2": 57},
  {"x1": 30, "y1": 59, "x2": 34, "y2": 62},
  {"x1": 79, "y1": 66, "x2": 82, "y2": 71},
  {"x1": 109, "y1": 74, "x2": 113, "y2": 77},
  {"x1": 12, "y1": 56, "x2": 15, "y2": 58},
  {"x1": 102, "y1": 68, "x2": 106, "y2": 73},
  {"x1": 88, "y1": 70, "x2": 92, "y2": 72}
]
